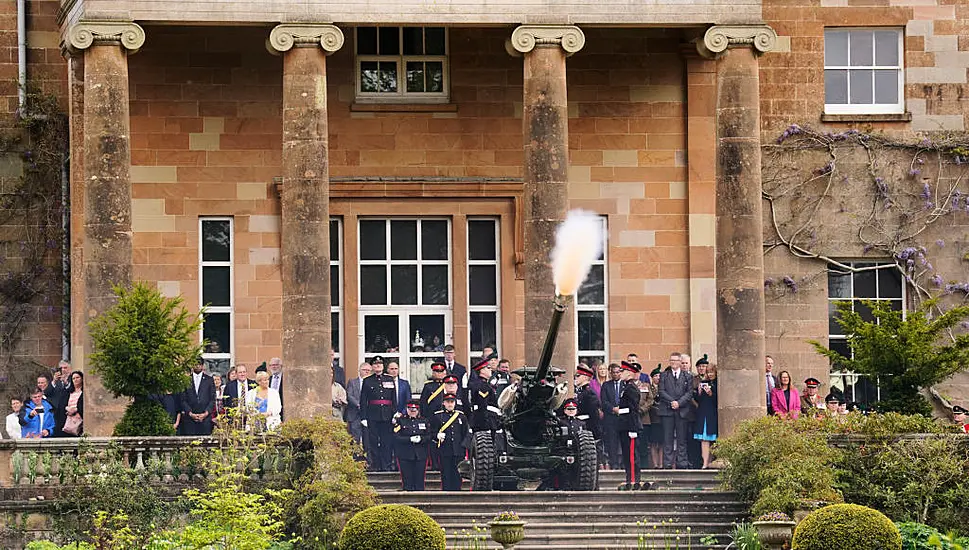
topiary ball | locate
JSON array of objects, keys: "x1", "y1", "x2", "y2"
[
  {"x1": 339, "y1": 504, "x2": 445, "y2": 550},
  {"x1": 792, "y1": 503, "x2": 901, "y2": 550}
]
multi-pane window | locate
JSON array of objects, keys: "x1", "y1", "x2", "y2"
[
  {"x1": 330, "y1": 218, "x2": 342, "y2": 363},
  {"x1": 355, "y1": 26, "x2": 448, "y2": 101},
  {"x1": 827, "y1": 262, "x2": 904, "y2": 405},
  {"x1": 824, "y1": 28, "x2": 904, "y2": 115},
  {"x1": 359, "y1": 218, "x2": 451, "y2": 383},
  {"x1": 200, "y1": 218, "x2": 233, "y2": 375},
  {"x1": 468, "y1": 218, "x2": 500, "y2": 358},
  {"x1": 577, "y1": 217, "x2": 608, "y2": 366}
]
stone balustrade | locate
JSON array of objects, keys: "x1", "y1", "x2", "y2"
[{"x1": 0, "y1": 436, "x2": 288, "y2": 487}]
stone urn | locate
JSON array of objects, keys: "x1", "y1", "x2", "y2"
[
  {"x1": 752, "y1": 520, "x2": 796, "y2": 550},
  {"x1": 489, "y1": 520, "x2": 526, "y2": 549}
]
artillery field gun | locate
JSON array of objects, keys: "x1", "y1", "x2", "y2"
[{"x1": 461, "y1": 210, "x2": 603, "y2": 491}]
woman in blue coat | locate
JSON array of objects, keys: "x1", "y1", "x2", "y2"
[{"x1": 692, "y1": 364, "x2": 718, "y2": 469}]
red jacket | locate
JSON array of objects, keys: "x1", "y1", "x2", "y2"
[{"x1": 770, "y1": 387, "x2": 801, "y2": 419}]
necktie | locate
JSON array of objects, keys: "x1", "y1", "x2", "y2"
[
  {"x1": 240, "y1": 382, "x2": 247, "y2": 400},
  {"x1": 615, "y1": 381, "x2": 620, "y2": 397},
  {"x1": 272, "y1": 374, "x2": 279, "y2": 391}
]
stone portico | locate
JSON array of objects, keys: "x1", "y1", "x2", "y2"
[{"x1": 58, "y1": 2, "x2": 776, "y2": 436}]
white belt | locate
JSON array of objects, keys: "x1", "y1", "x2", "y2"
[
  {"x1": 487, "y1": 406, "x2": 502, "y2": 415},
  {"x1": 577, "y1": 414, "x2": 590, "y2": 420},
  {"x1": 617, "y1": 408, "x2": 630, "y2": 415}
]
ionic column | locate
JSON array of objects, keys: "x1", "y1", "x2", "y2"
[
  {"x1": 268, "y1": 24, "x2": 344, "y2": 419},
  {"x1": 699, "y1": 25, "x2": 777, "y2": 436},
  {"x1": 510, "y1": 25, "x2": 585, "y2": 371},
  {"x1": 67, "y1": 21, "x2": 145, "y2": 436}
]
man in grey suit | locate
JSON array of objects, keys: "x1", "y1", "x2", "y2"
[
  {"x1": 658, "y1": 351, "x2": 694, "y2": 469},
  {"x1": 346, "y1": 362, "x2": 372, "y2": 445}
]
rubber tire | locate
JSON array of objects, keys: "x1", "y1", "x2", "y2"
[
  {"x1": 572, "y1": 430, "x2": 598, "y2": 491},
  {"x1": 470, "y1": 431, "x2": 495, "y2": 491}
]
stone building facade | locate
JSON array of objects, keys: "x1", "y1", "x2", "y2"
[{"x1": 0, "y1": 0, "x2": 967, "y2": 434}]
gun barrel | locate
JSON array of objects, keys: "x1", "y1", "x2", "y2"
[{"x1": 534, "y1": 294, "x2": 569, "y2": 383}]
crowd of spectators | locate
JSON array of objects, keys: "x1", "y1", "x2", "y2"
[{"x1": 4, "y1": 361, "x2": 84, "y2": 439}]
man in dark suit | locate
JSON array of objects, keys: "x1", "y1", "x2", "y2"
[
  {"x1": 599, "y1": 363, "x2": 624, "y2": 469},
  {"x1": 658, "y1": 351, "x2": 694, "y2": 469},
  {"x1": 346, "y1": 362, "x2": 371, "y2": 445},
  {"x1": 223, "y1": 364, "x2": 257, "y2": 411},
  {"x1": 442, "y1": 345, "x2": 465, "y2": 382},
  {"x1": 386, "y1": 361, "x2": 412, "y2": 414},
  {"x1": 181, "y1": 359, "x2": 216, "y2": 436},
  {"x1": 268, "y1": 357, "x2": 284, "y2": 420},
  {"x1": 765, "y1": 355, "x2": 779, "y2": 415}
]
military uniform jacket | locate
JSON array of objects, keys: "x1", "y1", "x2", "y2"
[
  {"x1": 432, "y1": 409, "x2": 470, "y2": 456},
  {"x1": 360, "y1": 373, "x2": 397, "y2": 422},
  {"x1": 468, "y1": 375, "x2": 500, "y2": 431},
  {"x1": 616, "y1": 380, "x2": 642, "y2": 432},
  {"x1": 419, "y1": 380, "x2": 447, "y2": 418},
  {"x1": 393, "y1": 415, "x2": 430, "y2": 461},
  {"x1": 558, "y1": 415, "x2": 586, "y2": 440},
  {"x1": 575, "y1": 384, "x2": 601, "y2": 438}
]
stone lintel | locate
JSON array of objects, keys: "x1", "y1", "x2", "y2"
[
  {"x1": 268, "y1": 24, "x2": 345, "y2": 54},
  {"x1": 697, "y1": 24, "x2": 777, "y2": 59},
  {"x1": 508, "y1": 25, "x2": 585, "y2": 57},
  {"x1": 65, "y1": 21, "x2": 145, "y2": 53}
]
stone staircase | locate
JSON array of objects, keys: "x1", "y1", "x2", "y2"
[{"x1": 369, "y1": 469, "x2": 749, "y2": 549}]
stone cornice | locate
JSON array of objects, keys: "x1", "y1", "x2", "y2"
[
  {"x1": 509, "y1": 25, "x2": 585, "y2": 56},
  {"x1": 268, "y1": 24, "x2": 345, "y2": 54},
  {"x1": 66, "y1": 21, "x2": 145, "y2": 52},
  {"x1": 697, "y1": 24, "x2": 777, "y2": 59}
]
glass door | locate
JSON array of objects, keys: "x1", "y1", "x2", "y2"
[{"x1": 360, "y1": 310, "x2": 451, "y2": 389}]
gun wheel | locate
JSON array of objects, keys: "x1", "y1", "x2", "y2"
[
  {"x1": 573, "y1": 430, "x2": 598, "y2": 491},
  {"x1": 470, "y1": 431, "x2": 495, "y2": 491}
]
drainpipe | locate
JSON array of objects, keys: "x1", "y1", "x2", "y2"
[{"x1": 17, "y1": 0, "x2": 26, "y2": 113}]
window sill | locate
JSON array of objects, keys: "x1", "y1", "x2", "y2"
[
  {"x1": 820, "y1": 112, "x2": 912, "y2": 123},
  {"x1": 350, "y1": 103, "x2": 457, "y2": 113}
]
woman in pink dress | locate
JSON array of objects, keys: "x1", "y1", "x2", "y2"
[{"x1": 770, "y1": 370, "x2": 801, "y2": 420}]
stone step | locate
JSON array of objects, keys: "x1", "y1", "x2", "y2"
[
  {"x1": 444, "y1": 531, "x2": 733, "y2": 548},
  {"x1": 441, "y1": 521, "x2": 737, "y2": 534},
  {"x1": 367, "y1": 469, "x2": 723, "y2": 492},
  {"x1": 377, "y1": 489, "x2": 741, "y2": 504},
  {"x1": 430, "y1": 511, "x2": 747, "y2": 523}
]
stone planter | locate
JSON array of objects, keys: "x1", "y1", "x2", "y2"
[
  {"x1": 794, "y1": 501, "x2": 829, "y2": 524},
  {"x1": 752, "y1": 520, "x2": 796, "y2": 550},
  {"x1": 489, "y1": 520, "x2": 526, "y2": 549}
]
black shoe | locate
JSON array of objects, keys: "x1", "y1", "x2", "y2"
[
  {"x1": 632, "y1": 482, "x2": 642, "y2": 490},
  {"x1": 639, "y1": 481, "x2": 654, "y2": 490}
]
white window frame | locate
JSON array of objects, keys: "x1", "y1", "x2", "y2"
[
  {"x1": 199, "y1": 217, "x2": 234, "y2": 366},
  {"x1": 823, "y1": 27, "x2": 905, "y2": 115},
  {"x1": 575, "y1": 216, "x2": 609, "y2": 366},
  {"x1": 827, "y1": 261, "x2": 906, "y2": 403},
  {"x1": 331, "y1": 217, "x2": 343, "y2": 363},
  {"x1": 354, "y1": 26, "x2": 450, "y2": 104},
  {"x1": 467, "y1": 217, "x2": 501, "y2": 357}
]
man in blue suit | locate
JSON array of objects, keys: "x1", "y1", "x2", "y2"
[
  {"x1": 387, "y1": 361, "x2": 412, "y2": 414},
  {"x1": 599, "y1": 363, "x2": 624, "y2": 469}
]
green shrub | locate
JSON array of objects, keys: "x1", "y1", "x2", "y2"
[
  {"x1": 26, "y1": 543, "x2": 94, "y2": 550},
  {"x1": 897, "y1": 522, "x2": 969, "y2": 550},
  {"x1": 89, "y1": 282, "x2": 203, "y2": 435},
  {"x1": 112, "y1": 399, "x2": 176, "y2": 436},
  {"x1": 339, "y1": 505, "x2": 445, "y2": 550},
  {"x1": 792, "y1": 504, "x2": 902, "y2": 550},
  {"x1": 714, "y1": 415, "x2": 841, "y2": 516}
]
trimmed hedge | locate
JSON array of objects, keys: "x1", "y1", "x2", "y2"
[
  {"x1": 792, "y1": 504, "x2": 901, "y2": 550},
  {"x1": 339, "y1": 504, "x2": 445, "y2": 550}
]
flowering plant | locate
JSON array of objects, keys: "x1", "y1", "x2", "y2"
[
  {"x1": 492, "y1": 511, "x2": 521, "y2": 522},
  {"x1": 755, "y1": 511, "x2": 792, "y2": 522}
]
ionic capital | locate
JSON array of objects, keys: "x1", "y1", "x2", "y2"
[
  {"x1": 697, "y1": 25, "x2": 777, "y2": 59},
  {"x1": 66, "y1": 21, "x2": 146, "y2": 53},
  {"x1": 508, "y1": 25, "x2": 585, "y2": 57},
  {"x1": 268, "y1": 24, "x2": 345, "y2": 54}
]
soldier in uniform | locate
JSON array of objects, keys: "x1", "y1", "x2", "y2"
[
  {"x1": 420, "y1": 361, "x2": 447, "y2": 469},
  {"x1": 952, "y1": 405, "x2": 968, "y2": 434},
  {"x1": 574, "y1": 364, "x2": 601, "y2": 442},
  {"x1": 360, "y1": 359, "x2": 398, "y2": 472},
  {"x1": 616, "y1": 360, "x2": 643, "y2": 490},
  {"x1": 800, "y1": 377, "x2": 825, "y2": 415},
  {"x1": 441, "y1": 374, "x2": 466, "y2": 413},
  {"x1": 432, "y1": 393, "x2": 469, "y2": 491},
  {"x1": 468, "y1": 356, "x2": 504, "y2": 453},
  {"x1": 393, "y1": 399, "x2": 430, "y2": 491}
]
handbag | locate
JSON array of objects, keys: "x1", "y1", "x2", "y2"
[{"x1": 63, "y1": 414, "x2": 82, "y2": 436}]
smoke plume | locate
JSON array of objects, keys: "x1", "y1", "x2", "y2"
[{"x1": 551, "y1": 209, "x2": 603, "y2": 296}]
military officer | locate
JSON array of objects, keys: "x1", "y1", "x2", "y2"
[
  {"x1": 420, "y1": 362, "x2": 448, "y2": 469},
  {"x1": 393, "y1": 399, "x2": 430, "y2": 491},
  {"x1": 574, "y1": 363, "x2": 601, "y2": 441},
  {"x1": 432, "y1": 393, "x2": 469, "y2": 491},
  {"x1": 441, "y1": 374, "x2": 466, "y2": 413},
  {"x1": 360, "y1": 359, "x2": 398, "y2": 471},
  {"x1": 953, "y1": 405, "x2": 968, "y2": 434},
  {"x1": 616, "y1": 360, "x2": 643, "y2": 490},
  {"x1": 559, "y1": 397, "x2": 586, "y2": 435}
]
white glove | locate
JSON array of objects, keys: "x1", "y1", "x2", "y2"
[
  {"x1": 410, "y1": 435, "x2": 421, "y2": 443},
  {"x1": 394, "y1": 412, "x2": 402, "y2": 419},
  {"x1": 437, "y1": 432, "x2": 446, "y2": 441},
  {"x1": 628, "y1": 431, "x2": 638, "y2": 439},
  {"x1": 360, "y1": 419, "x2": 368, "y2": 428}
]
